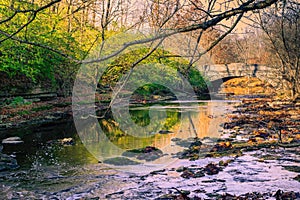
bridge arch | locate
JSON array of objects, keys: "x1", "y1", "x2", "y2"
[
  {"x1": 208, "y1": 76, "x2": 243, "y2": 92},
  {"x1": 199, "y1": 63, "x2": 279, "y2": 93},
  {"x1": 208, "y1": 75, "x2": 276, "y2": 93}
]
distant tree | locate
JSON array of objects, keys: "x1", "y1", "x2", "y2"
[
  {"x1": 135, "y1": 0, "x2": 280, "y2": 71},
  {"x1": 257, "y1": 0, "x2": 299, "y2": 98},
  {"x1": 204, "y1": 31, "x2": 242, "y2": 64},
  {"x1": 233, "y1": 28, "x2": 266, "y2": 64}
]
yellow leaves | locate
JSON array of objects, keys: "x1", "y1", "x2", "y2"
[
  {"x1": 258, "y1": 110, "x2": 284, "y2": 116},
  {"x1": 221, "y1": 77, "x2": 274, "y2": 95},
  {"x1": 219, "y1": 141, "x2": 232, "y2": 148},
  {"x1": 253, "y1": 129, "x2": 266, "y2": 135},
  {"x1": 233, "y1": 126, "x2": 241, "y2": 130},
  {"x1": 211, "y1": 141, "x2": 232, "y2": 152},
  {"x1": 252, "y1": 129, "x2": 269, "y2": 140},
  {"x1": 227, "y1": 114, "x2": 239, "y2": 119},
  {"x1": 225, "y1": 141, "x2": 231, "y2": 147},
  {"x1": 286, "y1": 138, "x2": 294, "y2": 143},
  {"x1": 267, "y1": 121, "x2": 275, "y2": 129}
]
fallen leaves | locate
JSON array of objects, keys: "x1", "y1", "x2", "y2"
[{"x1": 211, "y1": 141, "x2": 232, "y2": 152}]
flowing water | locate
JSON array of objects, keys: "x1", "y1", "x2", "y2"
[{"x1": 0, "y1": 100, "x2": 299, "y2": 199}]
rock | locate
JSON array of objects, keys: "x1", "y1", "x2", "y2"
[
  {"x1": 219, "y1": 160, "x2": 227, "y2": 167},
  {"x1": 0, "y1": 153, "x2": 19, "y2": 171},
  {"x1": 180, "y1": 168, "x2": 205, "y2": 179},
  {"x1": 176, "y1": 166, "x2": 187, "y2": 172},
  {"x1": 219, "y1": 159, "x2": 233, "y2": 167},
  {"x1": 150, "y1": 169, "x2": 166, "y2": 175},
  {"x1": 181, "y1": 169, "x2": 195, "y2": 179},
  {"x1": 158, "y1": 130, "x2": 173, "y2": 134},
  {"x1": 189, "y1": 139, "x2": 202, "y2": 148},
  {"x1": 60, "y1": 138, "x2": 75, "y2": 146},
  {"x1": 293, "y1": 175, "x2": 300, "y2": 182},
  {"x1": 2, "y1": 137, "x2": 24, "y2": 144},
  {"x1": 171, "y1": 138, "x2": 181, "y2": 142},
  {"x1": 0, "y1": 115, "x2": 8, "y2": 120},
  {"x1": 103, "y1": 157, "x2": 140, "y2": 166},
  {"x1": 274, "y1": 190, "x2": 299, "y2": 199},
  {"x1": 210, "y1": 141, "x2": 232, "y2": 152},
  {"x1": 122, "y1": 146, "x2": 163, "y2": 162},
  {"x1": 204, "y1": 163, "x2": 222, "y2": 175},
  {"x1": 155, "y1": 194, "x2": 178, "y2": 200}
]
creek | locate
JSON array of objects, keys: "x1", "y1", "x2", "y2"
[{"x1": 0, "y1": 99, "x2": 299, "y2": 199}]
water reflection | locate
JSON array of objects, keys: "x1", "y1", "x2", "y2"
[
  {"x1": 1, "y1": 100, "x2": 231, "y2": 173},
  {"x1": 76, "y1": 101, "x2": 229, "y2": 171},
  {"x1": 0, "y1": 100, "x2": 234, "y2": 197}
]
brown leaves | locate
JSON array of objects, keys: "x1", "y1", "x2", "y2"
[
  {"x1": 225, "y1": 97, "x2": 300, "y2": 145},
  {"x1": 211, "y1": 141, "x2": 232, "y2": 152}
]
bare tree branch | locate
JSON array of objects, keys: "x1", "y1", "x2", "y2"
[{"x1": 81, "y1": 0, "x2": 279, "y2": 64}]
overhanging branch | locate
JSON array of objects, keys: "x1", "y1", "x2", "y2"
[{"x1": 81, "y1": 0, "x2": 280, "y2": 64}]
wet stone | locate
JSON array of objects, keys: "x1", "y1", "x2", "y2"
[
  {"x1": 59, "y1": 138, "x2": 75, "y2": 146},
  {"x1": 150, "y1": 169, "x2": 166, "y2": 175},
  {"x1": 210, "y1": 141, "x2": 232, "y2": 152},
  {"x1": 283, "y1": 165, "x2": 300, "y2": 173},
  {"x1": 158, "y1": 130, "x2": 173, "y2": 134},
  {"x1": 155, "y1": 190, "x2": 194, "y2": 200},
  {"x1": 103, "y1": 157, "x2": 140, "y2": 166},
  {"x1": 274, "y1": 190, "x2": 300, "y2": 200},
  {"x1": 204, "y1": 163, "x2": 222, "y2": 175},
  {"x1": 176, "y1": 166, "x2": 187, "y2": 172},
  {"x1": 180, "y1": 167, "x2": 205, "y2": 179},
  {"x1": 122, "y1": 146, "x2": 163, "y2": 162},
  {"x1": 2, "y1": 137, "x2": 24, "y2": 144},
  {"x1": 0, "y1": 153, "x2": 19, "y2": 171},
  {"x1": 293, "y1": 175, "x2": 300, "y2": 182}
]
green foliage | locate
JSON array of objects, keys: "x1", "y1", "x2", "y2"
[
  {"x1": 0, "y1": 0, "x2": 94, "y2": 95},
  {"x1": 99, "y1": 47, "x2": 208, "y2": 96},
  {"x1": 9, "y1": 96, "x2": 25, "y2": 106},
  {"x1": 130, "y1": 109, "x2": 151, "y2": 127},
  {"x1": 0, "y1": 41, "x2": 67, "y2": 83},
  {"x1": 134, "y1": 84, "x2": 173, "y2": 97},
  {"x1": 31, "y1": 105, "x2": 53, "y2": 112},
  {"x1": 17, "y1": 110, "x2": 31, "y2": 116},
  {"x1": 101, "y1": 48, "x2": 185, "y2": 84},
  {"x1": 163, "y1": 110, "x2": 180, "y2": 130},
  {"x1": 188, "y1": 69, "x2": 209, "y2": 94},
  {"x1": 7, "y1": 96, "x2": 31, "y2": 107}
]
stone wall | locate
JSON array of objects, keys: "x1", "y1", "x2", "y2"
[{"x1": 198, "y1": 63, "x2": 279, "y2": 88}]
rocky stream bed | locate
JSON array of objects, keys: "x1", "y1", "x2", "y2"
[{"x1": 0, "y1": 95, "x2": 300, "y2": 199}]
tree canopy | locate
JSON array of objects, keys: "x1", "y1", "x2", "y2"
[{"x1": 2, "y1": 0, "x2": 297, "y2": 97}]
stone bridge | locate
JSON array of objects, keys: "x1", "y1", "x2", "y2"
[{"x1": 198, "y1": 63, "x2": 279, "y2": 92}]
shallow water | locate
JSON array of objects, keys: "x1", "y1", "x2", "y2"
[{"x1": 0, "y1": 100, "x2": 299, "y2": 199}]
